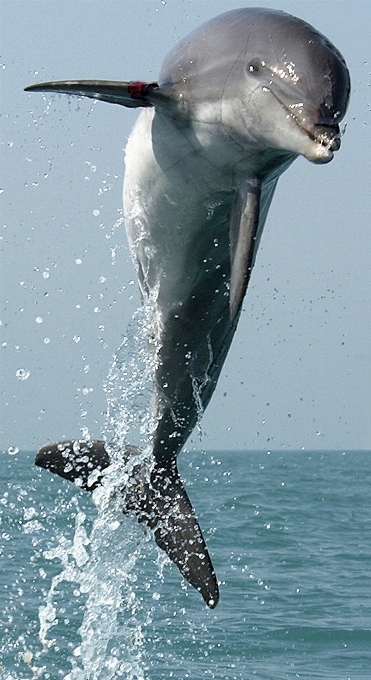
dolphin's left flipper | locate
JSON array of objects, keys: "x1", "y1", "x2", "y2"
[
  {"x1": 229, "y1": 183, "x2": 261, "y2": 320},
  {"x1": 35, "y1": 440, "x2": 219, "y2": 607}
]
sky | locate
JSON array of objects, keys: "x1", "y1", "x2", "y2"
[{"x1": 1, "y1": 0, "x2": 370, "y2": 453}]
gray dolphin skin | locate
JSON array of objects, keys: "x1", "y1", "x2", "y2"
[{"x1": 25, "y1": 8, "x2": 350, "y2": 608}]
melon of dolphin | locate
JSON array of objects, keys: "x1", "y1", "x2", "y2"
[{"x1": 25, "y1": 8, "x2": 350, "y2": 608}]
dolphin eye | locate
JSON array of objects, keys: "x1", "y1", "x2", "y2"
[{"x1": 247, "y1": 59, "x2": 263, "y2": 75}]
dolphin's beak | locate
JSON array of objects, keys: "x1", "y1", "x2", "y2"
[
  {"x1": 24, "y1": 79, "x2": 159, "y2": 108},
  {"x1": 301, "y1": 124, "x2": 341, "y2": 164}
]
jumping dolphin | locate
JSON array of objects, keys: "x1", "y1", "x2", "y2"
[{"x1": 25, "y1": 8, "x2": 350, "y2": 608}]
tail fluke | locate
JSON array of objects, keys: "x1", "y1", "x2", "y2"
[
  {"x1": 135, "y1": 461, "x2": 219, "y2": 608},
  {"x1": 36, "y1": 439, "x2": 110, "y2": 490},
  {"x1": 35, "y1": 440, "x2": 219, "y2": 607}
]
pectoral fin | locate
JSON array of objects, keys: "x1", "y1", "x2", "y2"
[{"x1": 229, "y1": 184, "x2": 261, "y2": 320}]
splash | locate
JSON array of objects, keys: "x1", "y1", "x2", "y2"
[
  {"x1": 103, "y1": 296, "x2": 160, "y2": 459},
  {"x1": 37, "y1": 502, "x2": 153, "y2": 680},
  {"x1": 37, "y1": 298, "x2": 161, "y2": 679}
]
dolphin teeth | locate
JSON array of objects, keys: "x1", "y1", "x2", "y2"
[
  {"x1": 317, "y1": 131, "x2": 341, "y2": 151},
  {"x1": 271, "y1": 92, "x2": 342, "y2": 152},
  {"x1": 308, "y1": 127, "x2": 341, "y2": 151}
]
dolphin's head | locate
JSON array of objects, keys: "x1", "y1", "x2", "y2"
[
  {"x1": 25, "y1": 9, "x2": 350, "y2": 169},
  {"x1": 160, "y1": 8, "x2": 350, "y2": 166}
]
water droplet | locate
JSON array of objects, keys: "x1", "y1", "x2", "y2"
[
  {"x1": 75, "y1": 258, "x2": 82, "y2": 265},
  {"x1": 36, "y1": 316, "x2": 43, "y2": 324},
  {"x1": 93, "y1": 209, "x2": 100, "y2": 217},
  {"x1": 16, "y1": 368, "x2": 30, "y2": 381},
  {"x1": 8, "y1": 446, "x2": 19, "y2": 455},
  {"x1": 23, "y1": 651, "x2": 33, "y2": 664},
  {"x1": 24, "y1": 507, "x2": 36, "y2": 520}
]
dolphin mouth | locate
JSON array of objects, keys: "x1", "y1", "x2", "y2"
[
  {"x1": 301, "y1": 122, "x2": 341, "y2": 151},
  {"x1": 270, "y1": 91, "x2": 341, "y2": 160},
  {"x1": 285, "y1": 105, "x2": 341, "y2": 152}
]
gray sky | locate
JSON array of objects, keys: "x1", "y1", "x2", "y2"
[{"x1": 1, "y1": 0, "x2": 370, "y2": 452}]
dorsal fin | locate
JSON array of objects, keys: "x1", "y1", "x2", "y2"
[{"x1": 25, "y1": 80, "x2": 178, "y2": 110}]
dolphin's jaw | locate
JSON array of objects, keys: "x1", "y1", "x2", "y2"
[
  {"x1": 286, "y1": 111, "x2": 341, "y2": 164},
  {"x1": 220, "y1": 85, "x2": 341, "y2": 170},
  {"x1": 268, "y1": 90, "x2": 342, "y2": 164},
  {"x1": 289, "y1": 120, "x2": 340, "y2": 164},
  {"x1": 300, "y1": 125, "x2": 341, "y2": 164}
]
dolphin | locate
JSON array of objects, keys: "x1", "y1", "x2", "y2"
[{"x1": 25, "y1": 8, "x2": 350, "y2": 608}]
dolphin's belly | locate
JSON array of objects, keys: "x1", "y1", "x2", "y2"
[
  {"x1": 123, "y1": 109, "x2": 293, "y2": 460},
  {"x1": 124, "y1": 109, "x2": 237, "y2": 311},
  {"x1": 124, "y1": 109, "x2": 241, "y2": 458}
]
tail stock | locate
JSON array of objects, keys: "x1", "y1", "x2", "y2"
[{"x1": 35, "y1": 440, "x2": 219, "y2": 608}]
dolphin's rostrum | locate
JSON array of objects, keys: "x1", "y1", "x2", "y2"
[{"x1": 26, "y1": 8, "x2": 350, "y2": 607}]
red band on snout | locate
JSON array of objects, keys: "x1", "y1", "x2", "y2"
[{"x1": 128, "y1": 81, "x2": 147, "y2": 101}]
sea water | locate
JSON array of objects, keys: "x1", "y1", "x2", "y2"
[{"x1": 1, "y1": 448, "x2": 370, "y2": 680}]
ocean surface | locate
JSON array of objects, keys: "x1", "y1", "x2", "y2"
[{"x1": 1, "y1": 449, "x2": 370, "y2": 680}]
